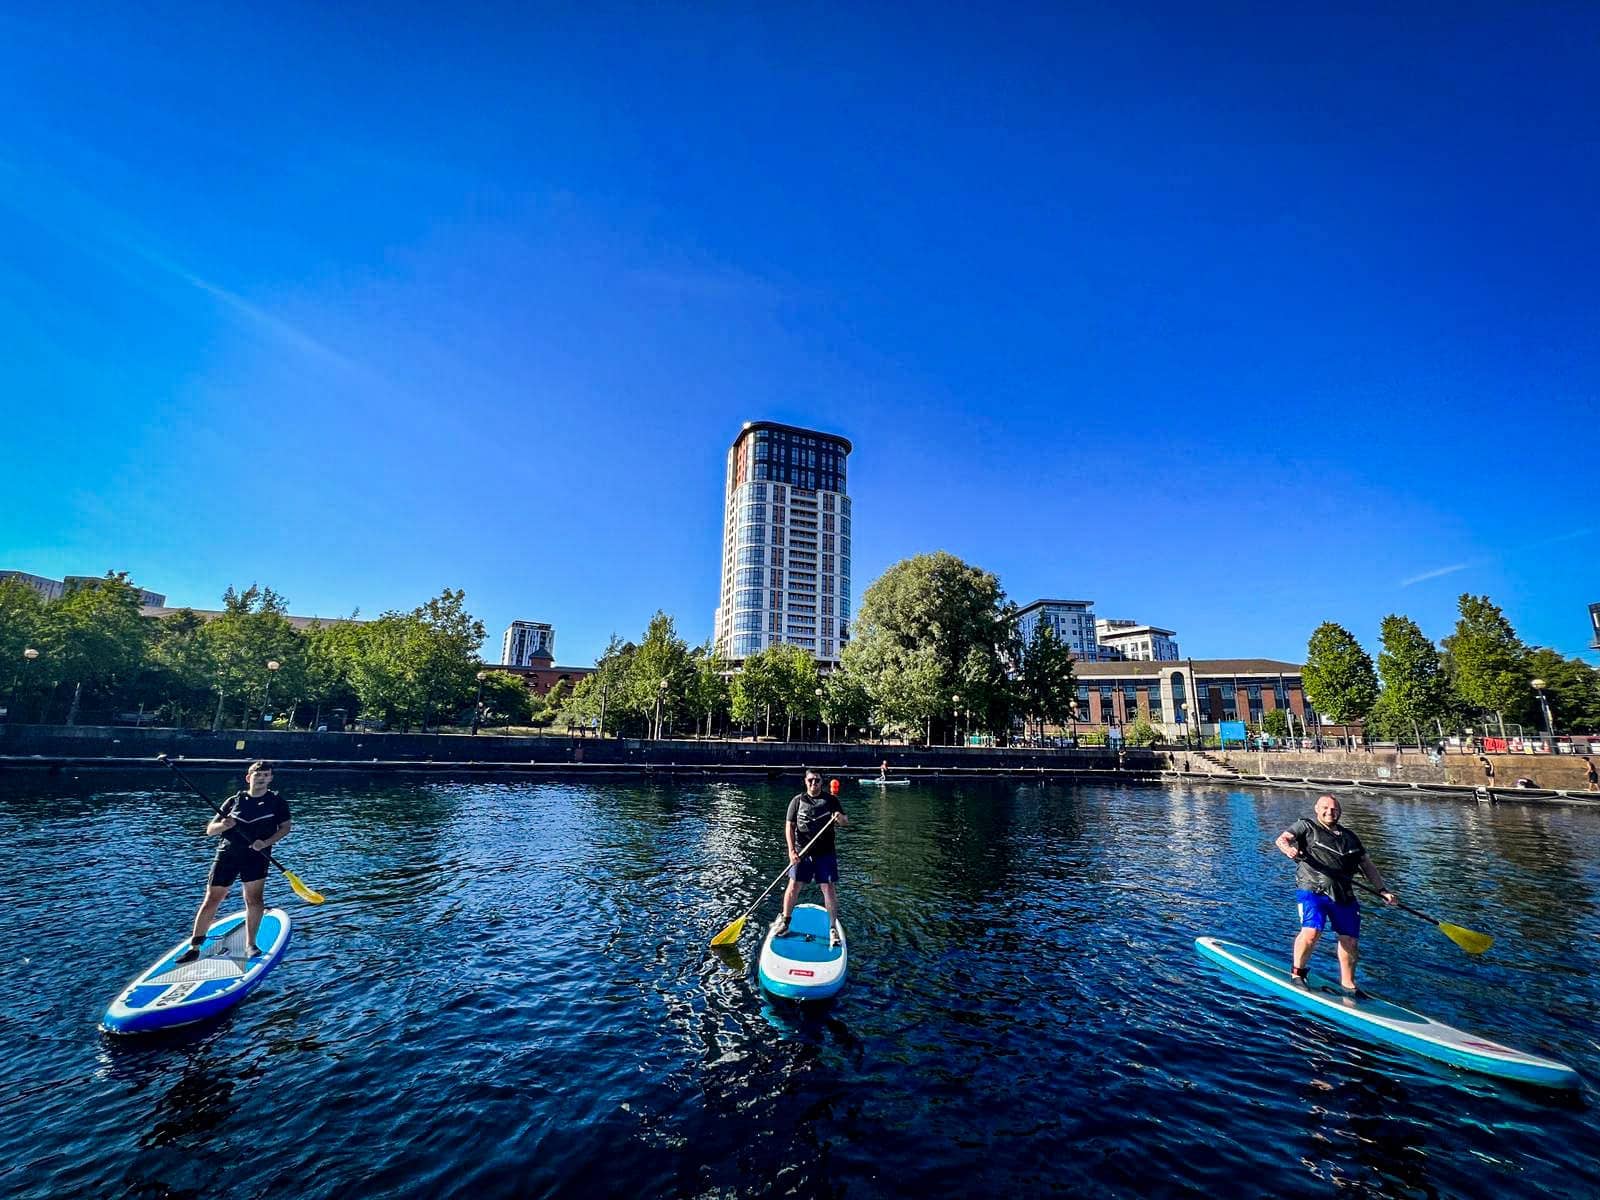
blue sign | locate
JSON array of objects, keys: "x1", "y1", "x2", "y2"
[{"x1": 1218, "y1": 720, "x2": 1248, "y2": 747}]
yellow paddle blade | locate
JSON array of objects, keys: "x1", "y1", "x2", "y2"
[
  {"x1": 1439, "y1": 922, "x2": 1492, "y2": 955},
  {"x1": 710, "y1": 914, "x2": 746, "y2": 947},
  {"x1": 283, "y1": 869, "x2": 326, "y2": 906}
]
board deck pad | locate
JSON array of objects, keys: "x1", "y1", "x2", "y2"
[{"x1": 1195, "y1": 936, "x2": 1579, "y2": 1089}]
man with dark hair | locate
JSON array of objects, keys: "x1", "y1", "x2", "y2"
[
  {"x1": 1274, "y1": 794, "x2": 1397, "y2": 996},
  {"x1": 774, "y1": 769, "x2": 849, "y2": 947},
  {"x1": 179, "y1": 760, "x2": 291, "y2": 961}
]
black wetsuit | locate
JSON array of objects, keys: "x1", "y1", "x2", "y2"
[{"x1": 209, "y1": 789, "x2": 290, "y2": 886}]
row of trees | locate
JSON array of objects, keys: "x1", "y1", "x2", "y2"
[
  {"x1": 1302, "y1": 595, "x2": 1600, "y2": 741},
  {"x1": 0, "y1": 574, "x2": 488, "y2": 731}
]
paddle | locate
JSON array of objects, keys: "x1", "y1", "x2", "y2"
[
  {"x1": 710, "y1": 813, "x2": 837, "y2": 947},
  {"x1": 1352, "y1": 878, "x2": 1491, "y2": 955},
  {"x1": 158, "y1": 755, "x2": 325, "y2": 905}
]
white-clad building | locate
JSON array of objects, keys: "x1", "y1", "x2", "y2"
[
  {"x1": 502, "y1": 620, "x2": 555, "y2": 666},
  {"x1": 713, "y1": 422, "x2": 853, "y2": 666},
  {"x1": 1096, "y1": 618, "x2": 1180, "y2": 662}
]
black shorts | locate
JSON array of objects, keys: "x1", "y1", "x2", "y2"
[{"x1": 209, "y1": 845, "x2": 269, "y2": 888}]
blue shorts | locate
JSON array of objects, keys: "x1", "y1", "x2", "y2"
[
  {"x1": 1297, "y1": 889, "x2": 1360, "y2": 937},
  {"x1": 791, "y1": 853, "x2": 839, "y2": 885}
]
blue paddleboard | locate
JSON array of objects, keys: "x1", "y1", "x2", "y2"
[
  {"x1": 104, "y1": 909, "x2": 292, "y2": 1035},
  {"x1": 1195, "y1": 936, "x2": 1578, "y2": 1089},
  {"x1": 759, "y1": 903, "x2": 847, "y2": 1000}
]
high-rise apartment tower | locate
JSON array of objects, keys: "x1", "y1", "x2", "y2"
[{"x1": 713, "y1": 422, "x2": 853, "y2": 666}]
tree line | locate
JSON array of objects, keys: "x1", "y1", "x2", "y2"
[
  {"x1": 1302, "y1": 595, "x2": 1600, "y2": 741},
  {"x1": 0, "y1": 574, "x2": 487, "y2": 731}
]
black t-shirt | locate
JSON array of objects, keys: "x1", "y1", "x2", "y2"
[
  {"x1": 1286, "y1": 817, "x2": 1366, "y2": 903},
  {"x1": 218, "y1": 789, "x2": 291, "y2": 856},
  {"x1": 787, "y1": 791, "x2": 843, "y2": 859}
]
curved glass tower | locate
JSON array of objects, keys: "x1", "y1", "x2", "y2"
[{"x1": 713, "y1": 422, "x2": 853, "y2": 667}]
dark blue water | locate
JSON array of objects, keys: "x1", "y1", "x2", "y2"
[{"x1": 1, "y1": 776, "x2": 1596, "y2": 1198}]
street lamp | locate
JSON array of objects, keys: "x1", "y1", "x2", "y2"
[
  {"x1": 952, "y1": 693, "x2": 961, "y2": 747},
  {"x1": 816, "y1": 686, "x2": 826, "y2": 743},
  {"x1": 263, "y1": 660, "x2": 280, "y2": 727},
  {"x1": 1531, "y1": 678, "x2": 1555, "y2": 744},
  {"x1": 472, "y1": 670, "x2": 488, "y2": 735},
  {"x1": 655, "y1": 677, "x2": 668, "y2": 740},
  {"x1": 20, "y1": 647, "x2": 38, "y2": 723}
]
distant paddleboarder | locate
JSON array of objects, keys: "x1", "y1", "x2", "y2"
[
  {"x1": 1274, "y1": 794, "x2": 1396, "y2": 996},
  {"x1": 878, "y1": 759, "x2": 889, "y2": 780},
  {"x1": 774, "y1": 769, "x2": 849, "y2": 948},
  {"x1": 179, "y1": 761, "x2": 292, "y2": 961}
]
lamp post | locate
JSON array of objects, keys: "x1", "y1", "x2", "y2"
[
  {"x1": 952, "y1": 693, "x2": 961, "y2": 747},
  {"x1": 20, "y1": 647, "x2": 38, "y2": 723},
  {"x1": 263, "y1": 660, "x2": 280, "y2": 727},
  {"x1": 472, "y1": 670, "x2": 488, "y2": 735},
  {"x1": 816, "y1": 686, "x2": 827, "y2": 742},
  {"x1": 1531, "y1": 678, "x2": 1555, "y2": 745},
  {"x1": 655, "y1": 678, "x2": 668, "y2": 740}
]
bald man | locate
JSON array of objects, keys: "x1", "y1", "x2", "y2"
[{"x1": 1274, "y1": 794, "x2": 1397, "y2": 996}]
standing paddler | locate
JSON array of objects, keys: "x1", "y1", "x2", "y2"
[
  {"x1": 1274, "y1": 794, "x2": 1397, "y2": 996},
  {"x1": 179, "y1": 760, "x2": 292, "y2": 961},
  {"x1": 774, "y1": 769, "x2": 849, "y2": 947}
]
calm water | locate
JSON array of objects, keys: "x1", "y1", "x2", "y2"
[{"x1": 1, "y1": 775, "x2": 1597, "y2": 1198}]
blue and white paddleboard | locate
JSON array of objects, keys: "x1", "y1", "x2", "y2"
[
  {"x1": 759, "y1": 903, "x2": 847, "y2": 1000},
  {"x1": 858, "y1": 778, "x2": 910, "y2": 786},
  {"x1": 104, "y1": 909, "x2": 292, "y2": 1035},
  {"x1": 1195, "y1": 936, "x2": 1579, "y2": 1089}
]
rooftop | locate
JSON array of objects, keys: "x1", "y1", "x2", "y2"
[
  {"x1": 1016, "y1": 598, "x2": 1095, "y2": 614},
  {"x1": 732, "y1": 421, "x2": 853, "y2": 454},
  {"x1": 1098, "y1": 624, "x2": 1177, "y2": 639},
  {"x1": 141, "y1": 606, "x2": 363, "y2": 632}
]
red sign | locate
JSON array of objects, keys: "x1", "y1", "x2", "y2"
[
  {"x1": 1483, "y1": 737, "x2": 1508, "y2": 752},
  {"x1": 789, "y1": 968, "x2": 815, "y2": 977}
]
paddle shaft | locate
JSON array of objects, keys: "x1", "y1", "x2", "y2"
[
  {"x1": 161, "y1": 758, "x2": 293, "y2": 872},
  {"x1": 1350, "y1": 877, "x2": 1436, "y2": 926},
  {"x1": 733, "y1": 813, "x2": 839, "y2": 926}
]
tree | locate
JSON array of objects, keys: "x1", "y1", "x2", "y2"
[
  {"x1": 1127, "y1": 714, "x2": 1162, "y2": 746},
  {"x1": 1443, "y1": 594, "x2": 1535, "y2": 730},
  {"x1": 481, "y1": 671, "x2": 535, "y2": 727},
  {"x1": 731, "y1": 645, "x2": 788, "y2": 736},
  {"x1": 408, "y1": 589, "x2": 487, "y2": 731},
  {"x1": 687, "y1": 643, "x2": 731, "y2": 737},
  {"x1": 303, "y1": 620, "x2": 363, "y2": 729},
  {"x1": 1369, "y1": 614, "x2": 1452, "y2": 745},
  {"x1": 629, "y1": 612, "x2": 693, "y2": 737},
  {"x1": 38, "y1": 574, "x2": 149, "y2": 724},
  {"x1": 1017, "y1": 621, "x2": 1076, "y2": 742},
  {"x1": 822, "y1": 665, "x2": 873, "y2": 740},
  {"x1": 1524, "y1": 648, "x2": 1600, "y2": 735},
  {"x1": 567, "y1": 636, "x2": 638, "y2": 736},
  {"x1": 843, "y1": 552, "x2": 1018, "y2": 743},
  {"x1": 770, "y1": 644, "x2": 822, "y2": 741},
  {"x1": 1302, "y1": 622, "x2": 1377, "y2": 746},
  {"x1": 1261, "y1": 708, "x2": 1290, "y2": 739},
  {"x1": 200, "y1": 586, "x2": 305, "y2": 730},
  {"x1": 146, "y1": 609, "x2": 216, "y2": 727},
  {"x1": 0, "y1": 579, "x2": 47, "y2": 719}
]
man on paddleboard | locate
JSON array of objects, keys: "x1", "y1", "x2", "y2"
[
  {"x1": 179, "y1": 761, "x2": 292, "y2": 961},
  {"x1": 1274, "y1": 794, "x2": 1397, "y2": 995},
  {"x1": 775, "y1": 769, "x2": 849, "y2": 947}
]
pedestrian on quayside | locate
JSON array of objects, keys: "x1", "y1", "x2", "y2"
[{"x1": 1273, "y1": 793, "x2": 1397, "y2": 997}]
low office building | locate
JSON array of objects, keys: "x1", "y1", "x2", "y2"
[{"x1": 1071, "y1": 658, "x2": 1312, "y2": 736}]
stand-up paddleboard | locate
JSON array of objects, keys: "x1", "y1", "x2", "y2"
[
  {"x1": 759, "y1": 903, "x2": 847, "y2": 1000},
  {"x1": 859, "y1": 778, "x2": 910, "y2": 786},
  {"x1": 105, "y1": 909, "x2": 292, "y2": 1035},
  {"x1": 1195, "y1": 937, "x2": 1578, "y2": 1089}
]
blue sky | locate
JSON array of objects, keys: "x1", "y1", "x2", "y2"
[{"x1": 3, "y1": 3, "x2": 1596, "y2": 665}]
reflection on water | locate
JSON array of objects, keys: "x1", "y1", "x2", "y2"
[{"x1": 0, "y1": 776, "x2": 1596, "y2": 1198}]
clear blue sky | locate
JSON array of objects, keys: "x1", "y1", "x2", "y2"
[{"x1": 3, "y1": 3, "x2": 1596, "y2": 666}]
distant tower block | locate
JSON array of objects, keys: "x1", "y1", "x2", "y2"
[{"x1": 502, "y1": 621, "x2": 555, "y2": 666}]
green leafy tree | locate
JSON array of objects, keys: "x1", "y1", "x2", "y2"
[
  {"x1": 629, "y1": 612, "x2": 693, "y2": 737},
  {"x1": 1261, "y1": 708, "x2": 1290, "y2": 739},
  {"x1": 771, "y1": 643, "x2": 822, "y2": 740},
  {"x1": 1127, "y1": 713, "x2": 1162, "y2": 746},
  {"x1": 1017, "y1": 621, "x2": 1076, "y2": 741},
  {"x1": 568, "y1": 636, "x2": 639, "y2": 736},
  {"x1": 200, "y1": 586, "x2": 306, "y2": 730},
  {"x1": 303, "y1": 620, "x2": 363, "y2": 729},
  {"x1": 1369, "y1": 614, "x2": 1452, "y2": 744},
  {"x1": 39, "y1": 574, "x2": 149, "y2": 724},
  {"x1": 822, "y1": 665, "x2": 873, "y2": 740},
  {"x1": 1302, "y1": 621, "x2": 1378, "y2": 745},
  {"x1": 481, "y1": 671, "x2": 535, "y2": 727},
  {"x1": 1524, "y1": 648, "x2": 1600, "y2": 735},
  {"x1": 408, "y1": 589, "x2": 487, "y2": 731},
  {"x1": 1443, "y1": 595, "x2": 1536, "y2": 730},
  {"x1": 843, "y1": 552, "x2": 1018, "y2": 744},
  {"x1": 687, "y1": 643, "x2": 731, "y2": 737},
  {"x1": 0, "y1": 579, "x2": 48, "y2": 719},
  {"x1": 731, "y1": 645, "x2": 787, "y2": 736},
  {"x1": 146, "y1": 609, "x2": 216, "y2": 726}
]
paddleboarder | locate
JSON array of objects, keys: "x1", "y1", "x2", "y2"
[
  {"x1": 774, "y1": 769, "x2": 849, "y2": 947},
  {"x1": 179, "y1": 761, "x2": 292, "y2": 961},
  {"x1": 878, "y1": 759, "x2": 889, "y2": 781},
  {"x1": 1274, "y1": 794, "x2": 1397, "y2": 996}
]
